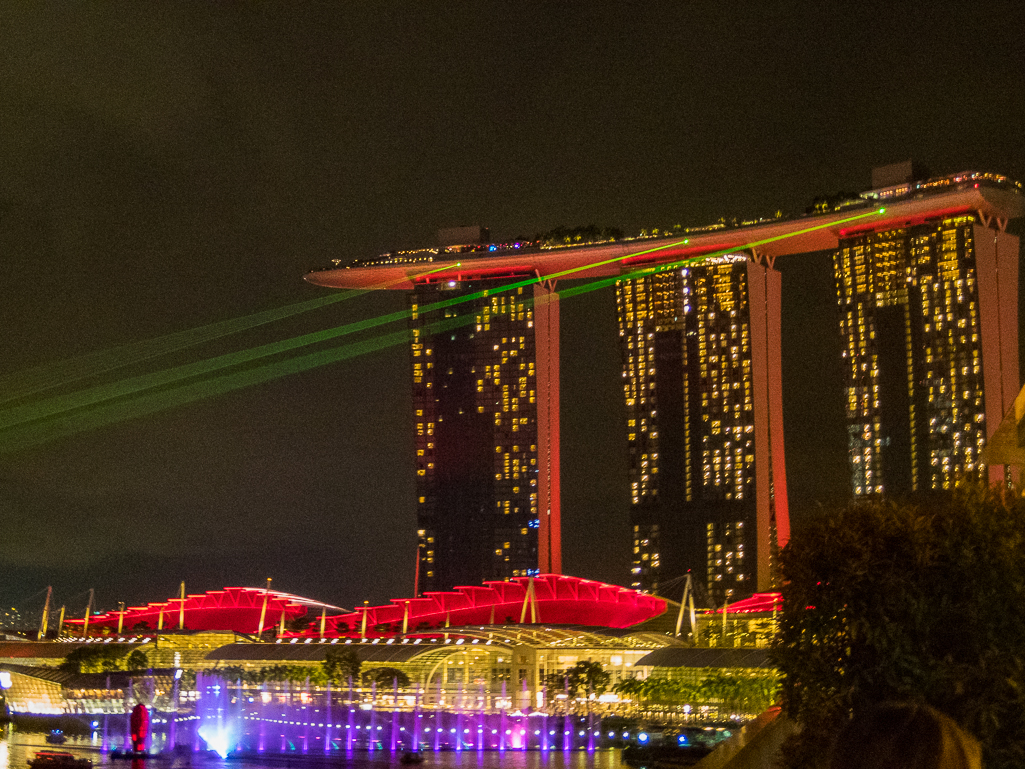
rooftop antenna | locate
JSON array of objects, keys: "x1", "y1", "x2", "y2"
[
  {"x1": 722, "y1": 597, "x2": 729, "y2": 646},
  {"x1": 37, "y1": 586, "x2": 52, "y2": 640},
  {"x1": 413, "y1": 543, "x2": 423, "y2": 598},
  {"x1": 519, "y1": 577, "x2": 538, "y2": 624},
  {"x1": 674, "y1": 574, "x2": 698, "y2": 642},
  {"x1": 257, "y1": 578, "x2": 272, "y2": 637},
  {"x1": 82, "y1": 589, "x2": 94, "y2": 637},
  {"x1": 178, "y1": 581, "x2": 186, "y2": 630}
]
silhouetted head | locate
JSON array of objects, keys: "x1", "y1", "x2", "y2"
[{"x1": 829, "y1": 702, "x2": 981, "y2": 769}]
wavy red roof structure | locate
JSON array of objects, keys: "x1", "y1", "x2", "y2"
[
  {"x1": 708, "y1": 592, "x2": 782, "y2": 615},
  {"x1": 64, "y1": 586, "x2": 342, "y2": 634},
  {"x1": 305, "y1": 574, "x2": 667, "y2": 638},
  {"x1": 62, "y1": 577, "x2": 665, "y2": 638}
]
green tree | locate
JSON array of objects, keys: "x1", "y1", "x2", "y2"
[
  {"x1": 612, "y1": 671, "x2": 775, "y2": 714},
  {"x1": 59, "y1": 645, "x2": 131, "y2": 673},
  {"x1": 323, "y1": 646, "x2": 361, "y2": 685},
  {"x1": 212, "y1": 666, "x2": 254, "y2": 684},
  {"x1": 772, "y1": 484, "x2": 1025, "y2": 769},
  {"x1": 570, "y1": 661, "x2": 610, "y2": 698},
  {"x1": 125, "y1": 649, "x2": 149, "y2": 670},
  {"x1": 363, "y1": 667, "x2": 410, "y2": 688},
  {"x1": 547, "y1": 661, "x2": 610, "y2": 699},
  {"x1": 697, "y1": 670, "x2": 777, "y2": 715},
  {"x1": 612, "y1": 677, "x2": 640, "y2": 698},
  {"x1": 540, "y1": 225, "x2": 623, "y2": 248},
  {"x1": 248, "y1": 664, "x2": 324, "y2": 685}
]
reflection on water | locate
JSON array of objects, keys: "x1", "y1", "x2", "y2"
[{"x1": 0, "y1": 728, "x2": 625, "y2": 769}]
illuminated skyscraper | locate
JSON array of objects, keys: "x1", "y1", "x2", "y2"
[
  {"x1": 835, "y1": 213, "x2": 1020, "y2": 494},
  {"x1": 305, "y1": 168, "x2": 1021, "y2": 600},
  {"x1": 616, "y1": 255, "x2": 789, "y2": 600},
  {"x1": 410, "y1": 278, "x2": 560, "y2": 593}
]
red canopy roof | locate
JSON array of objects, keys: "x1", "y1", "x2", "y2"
[
  {"x1": 708, "y1": 592, "x2": 782, "y2": 615},
  {"x1": 64, "y1": 586, "x2": 342, "y2": 634},
  {"x1": 63, "y1": 576, "x2": 666, "y2": 638},
  {"x1": 308, "y1": 574, "x2": 667, "y2": 638}
]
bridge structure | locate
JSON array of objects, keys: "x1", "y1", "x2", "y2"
[{"x1": 305, "y1": 179, "x2": 1024, "y2": 594}]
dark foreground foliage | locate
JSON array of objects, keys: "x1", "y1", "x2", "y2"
[{"x1": 772, "y1": 484, "x2": 1025, "y2": 769}]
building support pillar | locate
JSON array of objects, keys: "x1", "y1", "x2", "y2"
[
  {"x1": 747, "y1": 259, "x2": 790, "y2": 592},
  {"x1": 975, "y1": 225, "x2": 1021, "y2": 484},
  {"x1": 534, "y1": 282, "x2": 562, "y2": 574}
]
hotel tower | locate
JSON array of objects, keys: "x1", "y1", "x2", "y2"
[
  {"x1": 616, "y1": 255, "x2": 789, "y2": 601},
  {"x1": 835, "y1": 211, "x2": 1020, "y2": 495},
  {"x1": 409, "y1": 276, "x2": 560, "y2": 593}
]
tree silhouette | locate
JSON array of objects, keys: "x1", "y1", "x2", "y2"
[
  {"x1": 774, "y1": 484, "x2": 1025, "y2": 769},
  {"x1": 363, "y1": 667, "x2": 410, "y2": 688},
  {"x1": 323, "y1": 646, "x2": 361, "y2": 685}
]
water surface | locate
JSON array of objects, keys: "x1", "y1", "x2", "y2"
[{"x1": 1, "y1": 729, "x2": 625, "y2": 769}]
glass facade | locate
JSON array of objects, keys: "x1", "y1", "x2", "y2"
[
  {"x1": 617, "y1": 256, "x2": 781, "y2": 602},
  {"x1": 835, "y1": 216, "x2": 990, "y2": 495},
  {"x1": 410, "y1": 280, "x2": 543, "y2": 592}
]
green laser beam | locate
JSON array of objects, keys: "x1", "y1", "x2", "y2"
[
  {"x1": 0, "y1": 208, "x2": 884, "y2": 449},
  {"x1": 561, "y1": 207, "x2": 887, "y2": 297},
  {"x1": 414, "y1": 207, "x2": 883, "y2": 316},
  {"x1": 0, "y1": 265, "x2": 454, "y2": 430},
  {"x1": 0, "y1": 240, "x2": 722, "y2": 431},
  {"x1": 0, "y1": 314, "x2": 468, "y2": 454},
  {"x1": 0, "y1": 237, "x2": 673, "y2": 431},
  {"x1": 0, "y1": 305, "x2": 415, "y2": 431},
  {"x1": 0, "y1": 293, "x2": 350, "y2": 405},
  {"x1": 0, "y1": 264, "x2": 450, "y2": 407}
]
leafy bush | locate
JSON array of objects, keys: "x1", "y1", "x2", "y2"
[
  {"x1": 613, "y1": 669, "x2": 777, "y2": 715},
  {"x1": 210, "y1": 665, "x2": 326, "y2": 685},
  {"x1": 59, "y1": 645, "x2": 132, "y2": 673},
  {"x1": 773, "y1": 484, "x2": 1025, "y2": 769}
]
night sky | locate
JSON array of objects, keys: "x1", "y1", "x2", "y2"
[{"x1": 2, "y1": 4, "x2": 1023, "y2": 618}]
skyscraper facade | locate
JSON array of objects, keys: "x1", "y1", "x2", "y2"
[
  {"x1": 410, "y1": 278, "x2": 560, "y2": 593},
  {"x1": 616, "y1": 255, "x2": 789, "y2": 600},
  {"x1": 835, "y1": 215, "x2": 1020, "y2": 495}
]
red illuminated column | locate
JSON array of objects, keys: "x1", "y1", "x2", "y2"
[
  {"x1": 765, "y1": 266, "x2": 790, "y2": 548},
  {"x1": 534, "y1": 283, "x2": 561, "y2": 574},
  {"x1": 975, "y1": 225, "x2": 1021, "y2": 484},
  {"x1": 747, "y1": 259, "x2": 790, "y2": 592}
]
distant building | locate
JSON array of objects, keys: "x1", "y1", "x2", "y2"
[
  {"x1": 616, "y1": 255, "x2": 789, "y2": 601},
  {"x1": 834, "y1": 212, "x2": 1020, "y2": 494}
]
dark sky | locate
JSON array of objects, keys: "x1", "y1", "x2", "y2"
[{"x1": 2, "y1": 3, "x2": 1023, "y2": 618}]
